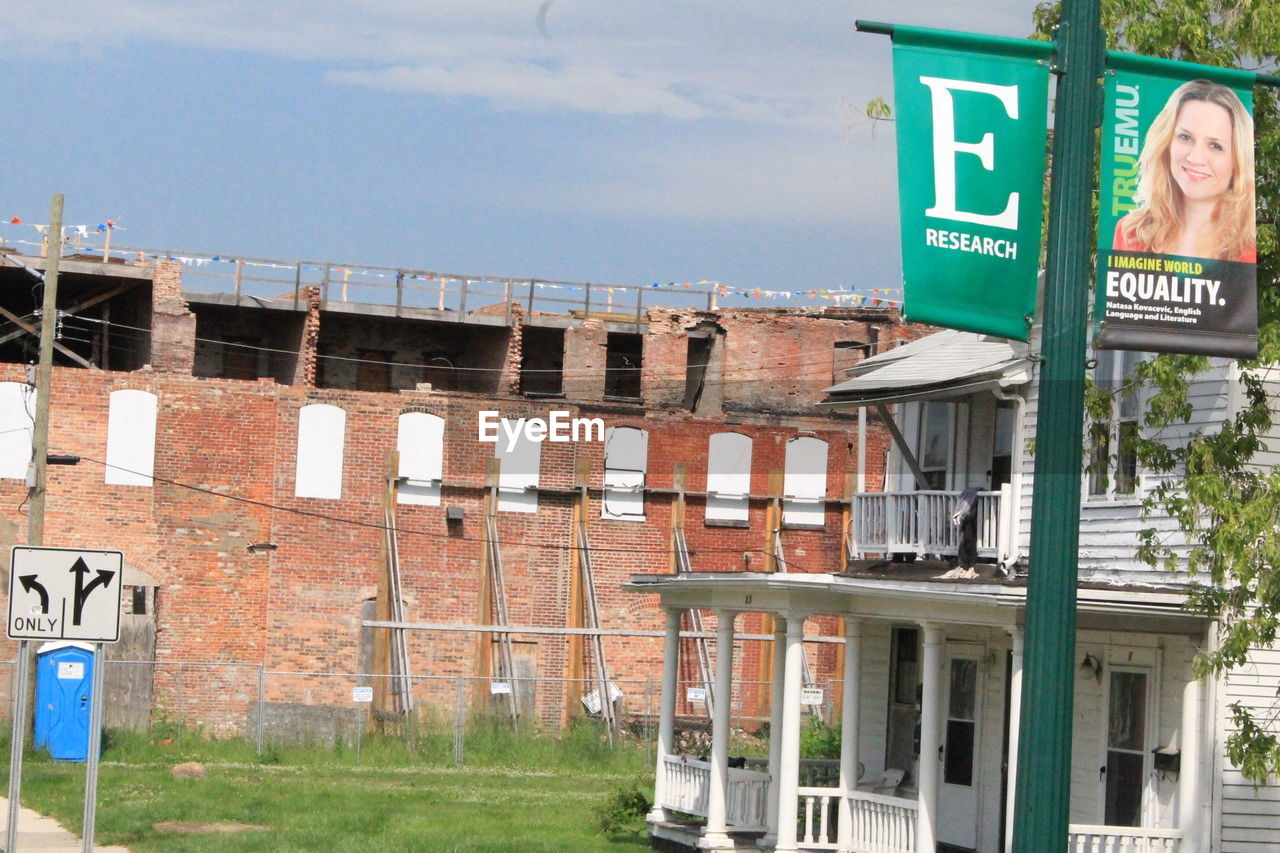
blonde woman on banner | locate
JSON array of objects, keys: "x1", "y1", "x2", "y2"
[{"x1": 1114, "y1": 78, "x2": 1256, "y2": 263}]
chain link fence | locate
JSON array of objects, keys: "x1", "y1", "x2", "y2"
[{"x1": 2, "y1": 657, "x2": 846, "y2": 764}]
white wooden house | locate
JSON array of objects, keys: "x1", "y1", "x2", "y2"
[{"x1": 628, "y1": 325, "x2": 1280, "y2": 852}]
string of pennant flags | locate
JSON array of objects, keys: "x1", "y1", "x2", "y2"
[{"x1": 0, "y1": 219, "x2": 902, "y2": 308}]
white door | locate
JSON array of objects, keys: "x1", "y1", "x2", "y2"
[
  {"x1": 938, "y1": 643, "x2": 983, "y2": 851},
  {"x1": 1101, "y1": 666, "x2": 1154, "y2": 827}
]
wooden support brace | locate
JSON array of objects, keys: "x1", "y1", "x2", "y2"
[
  {"x1": 764, "y1": 471, "x2": 783, "y2": 573},
  {"x1": 371, "y1": 451, "x2": 398, "y2": 729},
  {"x1": 565, "y1": 458, "x2": 590, "y2": 723}
]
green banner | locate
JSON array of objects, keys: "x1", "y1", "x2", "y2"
[
  {"x1": 1095, "y1": 56, "x2": 1257, "y2": 357},
  {"x1": 891, "y1": 27, "x2": 1051, "y2": 341}
]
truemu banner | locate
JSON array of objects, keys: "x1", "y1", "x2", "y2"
[
  {"x1": 890, "y1": 27, "x2": 1051, "y2": 342},
  {"x1": 1096, "y1": 56, "x2": 1257, "y2": 357}
]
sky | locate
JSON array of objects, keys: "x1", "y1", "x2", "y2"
[{"x1": 0, "y1": 0, "x2": 1044, "y2": 301}]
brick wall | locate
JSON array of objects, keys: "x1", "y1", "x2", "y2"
[{"x1": 0, "y1": 263, "x2": 902, "y2": 734}]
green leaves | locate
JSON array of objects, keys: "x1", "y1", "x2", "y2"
[{"x1": 1037, "y1": 0, "x2": 1280, "y2": 783}]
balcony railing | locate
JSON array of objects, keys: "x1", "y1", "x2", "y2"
[
  {"x1": 658, "y1": 755, "x2": 769, "y2": 831},
  {"x1": 797, "y1": 786, "x2": 917, "y2": 852},
  {"x1": 1067, "y1": 824, "x2": 1181, "y2": 852},
  {"x1": 849, "y1": 489, "x2": 1005, "y2": 561},
  {"x1": 655, "y1": 760, "x2": 1177, "y2": 853}
]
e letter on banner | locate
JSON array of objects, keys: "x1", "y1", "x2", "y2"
[
  {"x1": 890, "y1": 27, "x2": 1051, "y2": 341},
  {"x1": 1096, "y1": 54, "x2": 1257, "y2": 357}
]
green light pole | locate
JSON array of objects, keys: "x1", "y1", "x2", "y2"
[{"x1": 1013, "y1": 0, "x2": 1105, "y2": 849}]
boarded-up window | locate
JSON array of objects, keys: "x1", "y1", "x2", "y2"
[
  {"x1": 295, "y1": 403, "x2": 345, "y2": 499},
  {"x1": 603, "y1": 426, "x2": 647, "y2": 521},
  {"x1": 495, "y1": 418, "x2": 540, "y2": 513},
  {"x1": 0, "y1": 382, "x2": 33, "y2": 480},
  {"x1": 398, "y1": 412, "x2": 445, "y2": 506},
  {"x1": 706, "y1": 432, "x2": 751, "y2": 523},
  {"x1": 105, "y1": 389, "x2": 157, "y2": 486},
  {"x1": 783, "y1": 436, "x2": 828, "y2": 526}
]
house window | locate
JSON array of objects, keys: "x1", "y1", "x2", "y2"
[
  {"x1": 944, "y1": 657, "x2": 978, "y2": 786},
  {"x1": 397, "y1": 412, "x2": 445, "y2": 506},
  {"x1": 706, "y1": 432, "x2": 752, "y2": 523},
  {"x1": 832, "y1": 341, "x2": 864, "y2": 385},
  {"x1": 886, "y1": 627, "x2": 920, "y2": 785},
  {"x1": 495, "y1": 418, "x2": 541, "y2": 513},
  {"x1": 603, "y1": 426, "x2": 648, "y2": 521},
  {"x1": 1104, "y1": 668, "x2": 1151, "y2": 826},
  {"x1": 604, "y1": 333, "x2": 643, "y2": 400},
  {"x1": 684, "y1": 336, "x2": 713, "y2": 410},
  {"x1": 295, "y1": 403, "x2": 346, "y2": 499},
  {"x1": 919, "y1": 401, "x2": 951, "y2": 490},
  {"x1": 991, "y1": 403, "x2": 1016, "y2": 489},
  {"x1": 128, "y1": 586, "x2": 147, "y2": 616},
  {"x1": 783, "y1": 436, "x2": 828, "y2": 527},
  {"x1": 356, "y1": 349, "x2": 393, "y2": 393},
  {"x1": 105, "y1": 389, "x2": 157, "y2": 487},
  {"x1": 1088, "y1": 349, "x2": 1142, "y2": 498},
  {"x1": 0, "y1": 381, "x2": 34, "y2": 480},
  {"x1": 520, "y1": 326, "x2": 565, "y2": 397}
]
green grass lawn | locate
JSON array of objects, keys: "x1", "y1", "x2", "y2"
[{"x1": 2, "y1": 723, "x2": 656, "y2": 852}]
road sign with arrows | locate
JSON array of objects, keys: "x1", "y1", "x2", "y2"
[{"x1": 8, "y1": 547, "x2": 123, "y2": 642}]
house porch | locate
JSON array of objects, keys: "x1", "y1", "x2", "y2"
[{"x1": 627, "y1": 571, "x2": 1209, "y2": 853}]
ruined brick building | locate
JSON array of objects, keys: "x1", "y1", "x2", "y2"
[{"x1": 0, "y1": 249, "x2": 912, "y2": 736}]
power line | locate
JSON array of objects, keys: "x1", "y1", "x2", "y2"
[
  {"x1": 62, "y1": 453, "x2": 830, "y2": 570},
  {"x1": 56, "y1": 313, "x2": 906, "y2": 380}
]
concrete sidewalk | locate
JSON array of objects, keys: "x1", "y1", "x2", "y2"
[{"x1": 0, "y1": 798, "x2": 130, "y2": 852}]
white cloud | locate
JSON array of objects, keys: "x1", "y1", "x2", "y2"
[
  {"x1": 537, "y1": 131, "x2": 900, "y2": 225},
  {"x1": 328, "y1": 62, "x2": 711, "y2": 120}
]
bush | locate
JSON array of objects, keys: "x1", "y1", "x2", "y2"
[
  {"x1": 799, "y1": 718, "x2": 841, "y2": 759},
  {"x1": 595, "y1": 779, "x2": 652, "y2": 839}
]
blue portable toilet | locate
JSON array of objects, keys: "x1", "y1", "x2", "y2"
[{"x1": 35, "y1": 642, "x2": 95, "y2": 761}]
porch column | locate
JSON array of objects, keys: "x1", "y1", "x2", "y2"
[
  {"x1": 774, "y1": 613, "x2": 807, "y2": 853},
  {"x1": 701, "y1": 609, "x2": 737, "y2": 850},
  {"x1": 1178, "y1": 670, "x2": 1204, "y2": 851},
  {"x1": 763, "y1": 617, "x2": 788, "y2": 847},
  {"x1": 648, "y1": 607, "x2": 682, "y2": 824},
  {"x1": 837, "y1": 618, "x2": 862, "y2": 853},
  {"x1": 1004, "y1": 627, "x2": 1023, "y2": 853},
  {"x1": 917, "y1": 622, "x2": 943, "y2": 853}
]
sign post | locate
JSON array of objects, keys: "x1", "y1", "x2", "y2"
[
  {"x1": 858, "y1": 3, "x2": 1103, "y2": 848},
  {"x1": 1010, "y1": 2, "x2": 1105, "y2": 849},
  {"x1": 7, "y1": 546, "x2": 123, "y2": 853}
]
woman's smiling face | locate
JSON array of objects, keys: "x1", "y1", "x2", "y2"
[{"x1": 1169, "y1": 99, "x2": 1235, "y2": 204}]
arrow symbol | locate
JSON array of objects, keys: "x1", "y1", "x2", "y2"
[
  {"x1": 18, "y1": 575, "x2": 49, "y2": 614},
  {"x1": 69, "y1": 558, "x2": 115, "y2": 626}
]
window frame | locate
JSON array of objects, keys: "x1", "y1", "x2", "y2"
[
  {"x1": 602, "y1": 426, "x2": 648, "y2": 521},
  {"x1": 1087, "y1": 349, "x2": 1143, "y2": 500}
]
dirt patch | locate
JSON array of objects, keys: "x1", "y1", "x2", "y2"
[{"x1": 153, "y1": 821, "x2": 272, "y2": 834}]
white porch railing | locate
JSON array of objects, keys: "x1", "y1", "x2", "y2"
[
  {"x1": 797, "y1": 786, "x2": 918, "y2": 853},
  {"x1": 658, "y1": 755, "x2": 769, "y2": 831},
  {"x1": 1067, "y1": 825, "x2": 1182, "y2": 852},
  {"x1": 850, "y1": 489, "x2": 1003, "y2": 560}
]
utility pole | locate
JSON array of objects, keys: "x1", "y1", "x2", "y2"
[
  {"x1": 7, "y1": 192, "x2": 64, "y2": 852},
  {"x1": 1012, "y1": 3, "x2": 1104, "y2": 851}
]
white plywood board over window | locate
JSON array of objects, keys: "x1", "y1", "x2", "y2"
[
  {"x1": 603, "y1": 426, "x2": 647, "y2": 521},
  {"x1": 0, "y1": 382, "x2": 33, "y2": 480},
  {"x1": 706, "y1": 432, "x2": 751, "y2": 522},
  {"x1": 397, "y1": 412, "x2": 445, "y2": 506},
  {"x1": 783, "y1": 436, "x2": 828, "y2": 526},
  {"x1": 105, "y1": 389, "x2": 157, "y2": 486},
  {"x1": 295, "y1": 403, "x2": 346, "y2": 499},
  {"x1": 495, "y1": 418, "x2": 541, "y2": 513}
]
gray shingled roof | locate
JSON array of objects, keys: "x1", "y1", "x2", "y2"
[{"x1": 820, "y1": 329, "x2": 1031, "y2": 406}]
